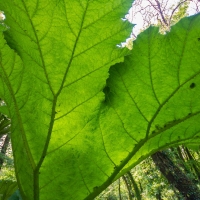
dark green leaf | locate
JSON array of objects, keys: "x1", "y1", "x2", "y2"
[{"x1": 0, "y1": 180, "x2": 17, "y2": 200}]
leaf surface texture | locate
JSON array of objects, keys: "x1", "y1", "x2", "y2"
[
  {"x1": 0, "y1": 0, "x2": 132, "y2": 199},
  {"x1": 0, "y1": 1, "x2": 200, "y2": 199}
]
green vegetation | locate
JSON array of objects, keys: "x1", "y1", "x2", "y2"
[
  {"x1": 0, "y1": 180, "x2": 17, "y2": 200},
  {"x1": 0, "y1": 1, "x2": 200, "y2": 199},
  {"x1": 97, "y1": 147, "x2": 200, "y2": 200}
]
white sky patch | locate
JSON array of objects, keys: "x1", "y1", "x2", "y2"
[
  {"x1": 127, "y1": 0, "x2": 200, "y2": 36},
  {"x1": 0, "y1": 11, "x2": 5, "y2": 21},
  {"x1": 119, "y1": 0, "x2": 199, "y2": 49},
  {"x1": 188, "y1": 1, "x2": 200, "y2": 14}
]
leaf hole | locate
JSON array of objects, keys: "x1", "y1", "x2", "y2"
[{"x1": 190, "y1": 83, "x2": 196, "y2": 89}]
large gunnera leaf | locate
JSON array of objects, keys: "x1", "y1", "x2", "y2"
[
  {"x1": 101, "y1": 13, "x2": 200, "y2": 180},
  {"x1": 0, "y1": 0, "x2": 132, "y2": 199},
  {"x1": 0, "y1": 1, "x2": 200, "y2": 200}
]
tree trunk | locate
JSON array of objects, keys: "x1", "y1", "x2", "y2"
[
  {"x1": 122, "y1": 175, "x2": 134, "y2": 199},
  {"x1": 184, "y1": 147, "x2": 200, "y2": 181},
  {"x1": 118, "y1": 178, "x2": 122, "y2": 200},
  {"x1": 127, "y1": 171, "x2": 141, "y2": 200},
  {"x1": 0, "y1": 134, "x2": 10, "y2": 169},
  {"x1": 152, "y1": 151, "x2": 200, "y2": 200}
]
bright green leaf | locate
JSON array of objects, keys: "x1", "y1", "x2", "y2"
[
  {"x1": 103, "y1": 13, "x2": 200, "y2": 178},
  {"x1": 0, "y1": 1, "x2": 200, "y2": 199},
  {"x1": 0, "y1": 0, "x2": 132, "y2": 199}
]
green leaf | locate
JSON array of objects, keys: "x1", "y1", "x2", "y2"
[
  {"x1": 186, "y1": 144, "x2": 200, "y2": 151},
  {"x1": 0, "y1": 0, "x2": 200, "y2": 199},
  {"x1": 0, "y1": 0, "x2": 132, "y2": 199},
  {"x1": 0, "y1": 180, "x2": 17, "y2": 200},
  {"x1": 102, "y1": 13, "x2": 200, "y2": 178}
]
